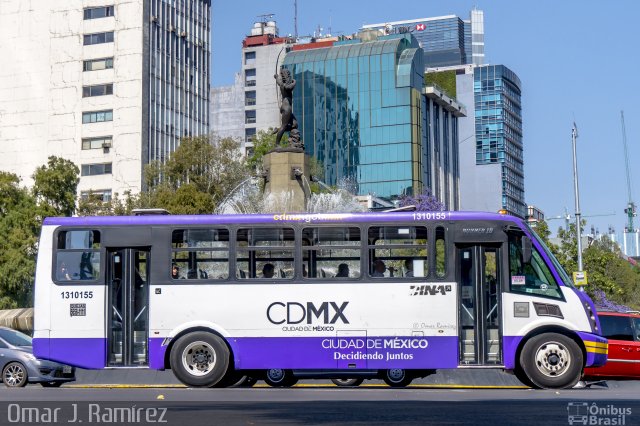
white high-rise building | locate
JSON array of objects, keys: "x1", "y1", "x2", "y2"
[
  {"x1": 0, "y1": 1, "x2": 210, "y2": 200},
  {"x1": 211, "y1": 20, "x2": 290, "y2": 157}
]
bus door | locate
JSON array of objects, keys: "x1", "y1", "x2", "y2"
[
  {"x1": 457, "y1": 244, "x2": 502, "y2": 365},
  {"x1": 107, "y1": 248, "x2": 150, "y2": 366}
]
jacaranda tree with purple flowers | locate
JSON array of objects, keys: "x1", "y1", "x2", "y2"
[{"x1": 398, "y1": 190, "x2": 445, "y2": 211}]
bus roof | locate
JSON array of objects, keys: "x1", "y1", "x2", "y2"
[{"x1": 43, "y1": 211, "x2": 524, "y2": 227}]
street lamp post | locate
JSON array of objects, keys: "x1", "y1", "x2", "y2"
[{"x1": 572, "y1": 123, "x2": 584, "y2": 278}]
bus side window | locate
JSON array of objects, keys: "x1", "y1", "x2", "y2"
[
  {"x1": 236, "y1": 227, "x2": 295, "y2": 280},
  {"x1": 435, "y1": 226, "x2": 446, "y2": 278},
  {"x1": 55, "y1": 230, "x2": 101, "y2": 282},
  {"x1": 367, "y1": 226, "x2": 428, "y2": 279},
  {"x1": 301, "y1": 227, "x2": 361, "y2": 280},
  {"x1": 171, "y1": 229, "x2": 229, "y2": 280}
]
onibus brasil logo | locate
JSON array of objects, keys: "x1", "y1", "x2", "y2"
[{"x1": 567, "y1": 402, "x2": 631, "y2": 425}]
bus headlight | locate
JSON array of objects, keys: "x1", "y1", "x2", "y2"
[{"x1": 584, "y1": 302, "x2": 598, "y2": 333}]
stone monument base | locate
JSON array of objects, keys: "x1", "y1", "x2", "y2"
[{"x1": 263, "y1": 149, "x2": 310, "y2": 212}]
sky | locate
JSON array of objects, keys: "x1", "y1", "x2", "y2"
[{"x1": 211, "y1": 0, "x2": 640, "y2": 240}]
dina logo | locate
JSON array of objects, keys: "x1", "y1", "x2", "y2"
[{"x1": 410, "y1": 285, "x2": 451, "y2": 296}]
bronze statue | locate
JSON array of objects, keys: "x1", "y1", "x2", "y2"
[{"x1": 273, "y1": 67, "x2": 303, "y2": 149}]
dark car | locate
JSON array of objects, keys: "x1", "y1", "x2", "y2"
[
  {"x1": 0, "y1": 327, "x2": 76, "y2": 387},
  {"x1": 583, "y1": 310, "x2": 640, "y2": 380}
]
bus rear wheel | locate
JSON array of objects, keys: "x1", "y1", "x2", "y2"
[
  {"x1": 382, "y1": 369, "x2": 413, "y2": 388},
  {"x1": 519, "y1": 332, "x2": 583, "y2": 389},
  {"x1": 264, "y1": 369, "x2": 298, "y2": 387},
  {"x1": 331, "y1": 378, "x2": 364, "y2": 387},
  {"x1": 170, "y1": 331, "x2": 230, "y2": 387}
]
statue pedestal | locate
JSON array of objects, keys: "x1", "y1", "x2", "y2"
[{"x1": 263, "y1": 148, "x2": 310, "y2": 212}]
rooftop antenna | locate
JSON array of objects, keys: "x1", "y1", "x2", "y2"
[
  {"x1": 257, "y1": 13, "x2": 274, "y2": 23},
  {"x1": 294, "y1": 0, "x2": 298, "y2": 39}
]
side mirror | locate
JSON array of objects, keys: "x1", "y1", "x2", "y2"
[{"x1": 522, "y1": 236, "x2": 532, "y2": 264}]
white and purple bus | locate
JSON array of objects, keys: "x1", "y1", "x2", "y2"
[{"x1": 33, "y1": 211, "x2": 607, "y2": 389}]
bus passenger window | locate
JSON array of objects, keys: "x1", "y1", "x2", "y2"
[
  {"x1": 301, "y1": 227, "x2": 361, "y2": 279},
  {"x1": 171, "y1": 229, "x2": 229, "y2": 280},
  {"x1": 55, "y1": 230, "x2": 101, "y2": 282},
  {"x1": 367, "y1": 226, "x2": 428, "y2": 279},
  {"x1": 236, "y1": 227, "x2": 295, "y2": 279}
]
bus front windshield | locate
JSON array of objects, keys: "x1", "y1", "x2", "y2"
[{"x1": 525, "y1": 224, "x2": 575, "y2": 289}]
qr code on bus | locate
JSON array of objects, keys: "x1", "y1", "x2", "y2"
[{"x1": 70, "y1": 303, "x2": 86, "y2": 317}]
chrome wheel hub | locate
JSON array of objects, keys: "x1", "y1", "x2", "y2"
[
  {"x1": 535, "y1": 341, "x2": 571, "y2": 377},
  {"x1": 182, "y1": 341, "x2": 216, "y2": 377}
]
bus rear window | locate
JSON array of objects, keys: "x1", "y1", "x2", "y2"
[{"x1": 55, "y1": 230, "x2": 101, "y2": 282}]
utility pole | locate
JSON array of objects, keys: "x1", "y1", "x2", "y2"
[
  {"x1": 572, "y1": 123, "x2": 584, "y2": 274},
  {"x1": 621, "y1": 111, "x2": 638, "y2": 256}
]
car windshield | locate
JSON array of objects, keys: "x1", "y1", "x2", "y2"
[{"x1": 0, "y1": 328, "x2": 32, "y2": 346}]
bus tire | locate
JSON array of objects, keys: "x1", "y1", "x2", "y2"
[
  {"x1": 331, "y1": 378, "x2": 364, "y2": 387},
  {"x1": 211, "y1": 369, "x2": 244, "y2": 388},
  {"x1": 519, "y1": 332, "x2": 583, "y2": 389},
  {"x1": 263, "y1": 369, "x2": 298, "y2": 387},
  {"x1": 382, "y1": 369, "x2": 413, "y2": 388},
  {"x1": 236, "y1": 376, "x2": 258, "y2": 387},
  {"x1": 170, "y1": 331, "x2": 230, "y2": 387}
]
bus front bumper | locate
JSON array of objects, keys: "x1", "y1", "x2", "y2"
[{"x1": 577, "y1": 332, "x2": 608, "y2": 367}]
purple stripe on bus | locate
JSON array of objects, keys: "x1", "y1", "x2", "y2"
[
  {"x1": 43, "y1": 211, "x2": 518, "y2": 227},
  {"x1": 33, "y1": 337, "x2": 106, "y2": 369},
  {"x1": 502, "y1": 336, "x2": 523, "y2": 369},
  {"x1": 148, "y1": 338, "x2": 167, "y2": 369},
  {"x1": 35, "y1": 336, "x2": 458, "y2": 370},
  {"x1": 228, "y1": 336, "x2": 459, "y2": 370}
]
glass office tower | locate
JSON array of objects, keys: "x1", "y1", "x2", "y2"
[
  {"x1": 282, "y1": 33, "x2": 426, "y2": 198},
  {"x1": 474, "y1": 65, "x2": 525, "y2": 217},
  {"x1": 362, "y1": 9, "x2": 484, "y2": 68}
]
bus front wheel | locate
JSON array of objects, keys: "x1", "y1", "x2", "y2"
[
  {"x1": 519, "y1": 332, "x2": 583, "y2": 389},
  {"x1": 382, "y1": 369, "x2": 413, "y2": 388},
  {"x1": 170, "y1": 331, "x2": 230, "y2": 387}
]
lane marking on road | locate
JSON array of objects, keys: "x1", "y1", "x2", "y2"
[{"x1": 66, "y1": 383, "x2": 529, "y2": 389}]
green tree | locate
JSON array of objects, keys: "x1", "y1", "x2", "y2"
[
  {"x1": 246, "y1": 129, "x2": 280, "y2": 172},
  {"x1": 0, "y1": 172, "x2": 40, "y2": 308},
  {"x1": 77, "y1": 191, "x2": 137, "y2": 216},
  {"x1": 530, "y1": 220, "x2": 554, "y2": 248},
  {"x1": 32, "y1": 156, "x2": 80, "y2": 217},
  {"x1": 140, "y1": 135, "x2": 247, "y2": 214},
  {"x1": 543, "y1": 219, "x2": 640, "y2": 309}
]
